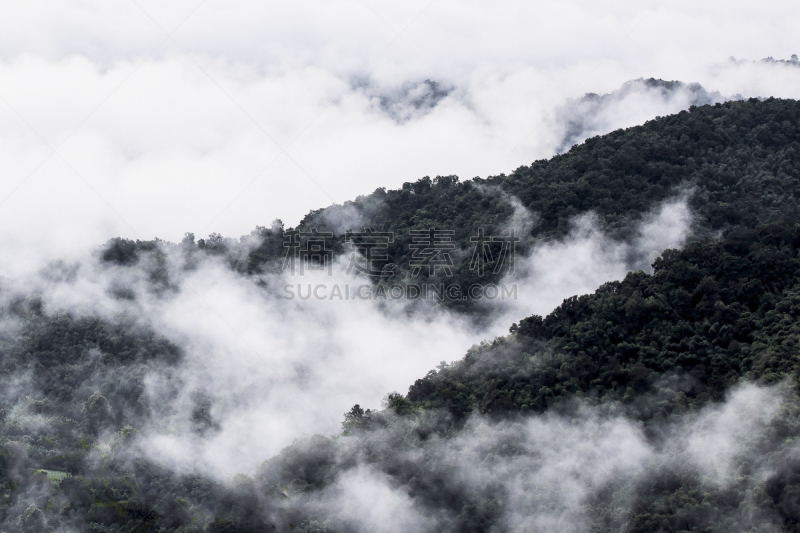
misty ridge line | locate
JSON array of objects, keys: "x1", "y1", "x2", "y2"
[
  {"x1": 79, "y1": 72, "x2": 723, "y2": 285},
  {"x1": 0, "y1": 51, "x2": 792, "y2": 284},
  {"x1": 54, "y1": 74, "x2": 727, "y2": 259}
]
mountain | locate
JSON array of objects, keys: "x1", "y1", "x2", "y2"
[
  {"x1": 1, "y1": 97, "x2": 800, "y2": 531},
  {"x1": 258, "y1": 221, "x2": 800, "y2": 533},
  {"x1": 106, "y1": 97, "x2": 800, "y2": 314}
]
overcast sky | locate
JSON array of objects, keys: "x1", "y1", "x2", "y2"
[{"x1": 0, "y1": 0, "x2": 799, "y2": 274}]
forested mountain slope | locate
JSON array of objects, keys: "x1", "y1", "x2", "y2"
[
  {"x1": 258, "y1": 97, "x2": 800, "y2": 275},
  {"x1": 196, "y1": 221, "x2": 800, "y2": 533},
  {"x1": 105, "y1": 97, "x2": 800, "y2": 312},
  {"x1": 1, "y1": 98, "x2": 800, "y2": 531},
  {"x1": 406, "y1": 222, "x2": 800, "y2": 421},
  {"x1": 499, "y1": 97, "x2": 800, "y2": 240}
]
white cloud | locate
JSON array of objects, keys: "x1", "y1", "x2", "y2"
[
  {"x1": 275, "y1": 383, "x2": 791, "y2": 532},
  {"x1": 489, "y1": 194, "x2": 692, "y2": 330},
  {"x1": 312, "y1": 466, "x2": 435, "y2": 533},
  {"x1": 0, "y1": 194, "x2": 690, "y2": 478},
  {"x1": 680, "y1": 383, "x2": 784, "y2": 485}
]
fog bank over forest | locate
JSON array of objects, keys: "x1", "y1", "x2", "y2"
[{"x1": 1, "y1": 2, "x2": 800, "y2": 531}]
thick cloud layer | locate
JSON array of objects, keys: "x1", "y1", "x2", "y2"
[
  {"x1": 273, "y1": 382, "x2": 795, "y2": 532},
  {"x1": 0, "y1": 1, "x2": 799, "y2": 276},
  {"x1": 0, "y1": 192, "x2": 690, "y2": 477}
]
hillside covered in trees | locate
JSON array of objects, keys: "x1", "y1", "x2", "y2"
[
  {"x1": 106, "y1": 97, "x2": 800, "y2": 311},
  {"x1": 1, "y1": 97, "x2": 800, "y2": 531}
]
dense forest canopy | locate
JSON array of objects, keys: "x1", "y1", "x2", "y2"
[{"x1": 1, "y1": 97, "x2": 800, "y2": 531}]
